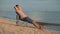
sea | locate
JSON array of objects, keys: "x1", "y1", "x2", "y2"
[{"x1": 0, "y1": 11, "x2": 60, "y2": 34}]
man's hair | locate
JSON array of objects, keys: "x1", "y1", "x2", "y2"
[{"x1": 16, "y1": 5, "x2": 19, "y2": 7}]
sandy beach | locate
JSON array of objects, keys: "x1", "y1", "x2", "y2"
[{"x1": 0, "y1": 17, "x2": 56, "y2": 34}]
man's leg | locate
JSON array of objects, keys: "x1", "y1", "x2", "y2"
[{"x1": 14, "y1": 5, "x2": 45, "y2": 30}]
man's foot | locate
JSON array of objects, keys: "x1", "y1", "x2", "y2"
[{"x1": 39, "y1": 25, "x2": 46, "y2": 30}]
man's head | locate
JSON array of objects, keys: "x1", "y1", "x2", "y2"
[{"x1": 14, "y1": 5, "x2": 22, "y2": 11}]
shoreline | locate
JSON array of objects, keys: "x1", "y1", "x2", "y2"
[{"x1": 0, "y1": 17, "x2": 56, "y2": 34}]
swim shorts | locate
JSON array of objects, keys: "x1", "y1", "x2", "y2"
[{"x1": 22, "y1": 17, "x2": 33, "y2": 23}]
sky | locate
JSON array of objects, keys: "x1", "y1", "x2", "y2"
[{"x1": 0, "y1": 0, "x2": 60, "y2": 11}]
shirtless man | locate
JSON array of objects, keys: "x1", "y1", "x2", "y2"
[{"x1": 14, "y1": 5, "x2": 45, "y2": 30}]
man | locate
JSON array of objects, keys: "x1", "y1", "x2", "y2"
[{"x1": 14, "y1": 5, "x2": 45, "y2": 30}]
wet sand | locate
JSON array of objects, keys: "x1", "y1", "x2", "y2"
[{"x1": 0, "y1": 17, "x2": 56, "y2": 34}]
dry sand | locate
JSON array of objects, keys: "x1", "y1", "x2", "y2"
[{"x1": 0, "y1": 17, "x2": 56, "y2": 34}]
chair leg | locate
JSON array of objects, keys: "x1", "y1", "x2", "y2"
[{"x1": 16, "y1": 15, "x2": 19, "y2": 26}]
